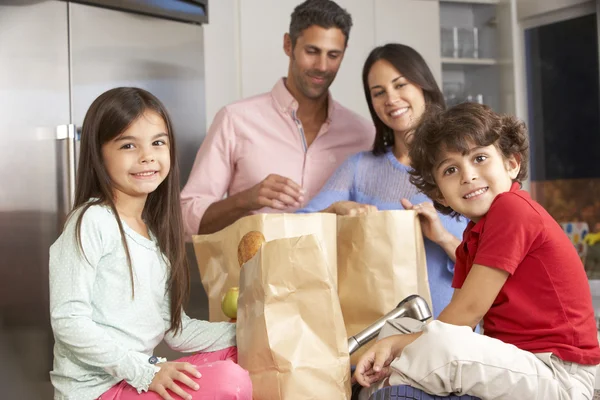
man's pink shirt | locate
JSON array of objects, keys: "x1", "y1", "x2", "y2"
[{"x1": 181, "y1": 78, "x2": 375, "y2": 238}]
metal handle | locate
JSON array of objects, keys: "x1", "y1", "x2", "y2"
[
  {"x1": 56, "y1": 124, "x2": 77, "y2": 215},
  {"x1": 347, "y1": 295, "x2": 432, "y2": 355}
]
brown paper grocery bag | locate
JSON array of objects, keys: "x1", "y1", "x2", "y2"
[
  {"x1": 237, "y1": 235, "x2": 351, "y2": 400},
  {"x1": 192, "y1": 213, "x2": 337, "y2": 321},
  {"x1": 337, "y1": 210, "x2": 432, "y2": 364}
]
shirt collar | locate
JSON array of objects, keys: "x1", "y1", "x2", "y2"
[
  {"x1": 465, "y1": 181, "x2": 522, "y2": 235},
  {"x1": 271, "y1": 77, "x2": 334, "y2": 121}
]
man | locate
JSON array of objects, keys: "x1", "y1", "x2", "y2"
[{"x1": 181, "y1": 0, "x2": 375, "y2": 237}]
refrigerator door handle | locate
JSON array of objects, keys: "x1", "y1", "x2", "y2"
[{"x1": 56, "y1": 124, "x2": 77, "y2": 214}]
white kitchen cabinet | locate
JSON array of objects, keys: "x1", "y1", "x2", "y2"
[
  {"x1": 238, "y1": 0, "x2": 375, "y2": 118},
  {"x1": 439, "y1": 0, "x2": 519, "y2": 114},
  {"x1": 374, "y1": 0, "x2": 442, "y2": 88}
]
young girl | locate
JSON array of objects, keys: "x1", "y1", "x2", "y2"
[{"x1": 49, "y1": 87, "x2": 252, "y2": 400}]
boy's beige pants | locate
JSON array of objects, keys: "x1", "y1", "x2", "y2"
[{"x1": 359, "y1": 318, "x2": 597, "y2": 400}]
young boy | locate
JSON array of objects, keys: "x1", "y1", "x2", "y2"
[{"x1": 354, "y1": 103, "x2": 600, "y2": 399}]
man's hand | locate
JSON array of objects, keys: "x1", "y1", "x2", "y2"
[
  {"x1": 149, "y1": 362, "x2": 201, "y2": 400},
  {"x1": 242, "y1": 174, "x2": 304, "y2": 211}
]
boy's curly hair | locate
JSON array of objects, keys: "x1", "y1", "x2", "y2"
[{"x1": 409, "y1": 102, "x2": 529, "y2": 217}]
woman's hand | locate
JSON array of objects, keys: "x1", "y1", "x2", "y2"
[
  {"x1": 353, "y1": 336, "x2": 399, "y2": 387},
  {"x1": 149, "y1": 362, "x2": 202, "y2": 400},
  {"x1": 325, "y1": 201, "x2": 378, "y2": 216}
]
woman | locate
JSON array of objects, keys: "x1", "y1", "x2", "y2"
[{"x1": 298, "y1": 44, "x2": 467, "y2": 317}]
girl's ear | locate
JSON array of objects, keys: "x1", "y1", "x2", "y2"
[{"x1": 505, "y1": 153, "x2": 521, "y2": 180}]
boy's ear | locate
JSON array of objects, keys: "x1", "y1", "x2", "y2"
[
  {"x1": 434, "y1": 189, "x2": 448, "y2": 207},
  {"x1": 506, "y1": 153, "x2": 521, "y2": 180}
]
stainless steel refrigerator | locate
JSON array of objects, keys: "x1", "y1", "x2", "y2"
[{"x1": 0, "y1": 1, "x2": 208, "y2": 397}]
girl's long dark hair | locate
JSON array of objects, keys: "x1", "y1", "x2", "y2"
[
  {"x1": 71, "y1": 87, "x2": 189, "y2": 334},
  {"x1": 361, "y1": 43, "x2": 446, "y2": 156}
]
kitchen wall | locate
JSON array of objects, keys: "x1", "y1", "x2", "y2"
[
  {"x1": 517, "y1": 0, "x2": 592, "y2": 20},
  {"x1": 202, "y1": 0, "x2": 442, "y2": 128},
  {"x1": 202, "y1": 0, "x2": 596, "y2": 132}
]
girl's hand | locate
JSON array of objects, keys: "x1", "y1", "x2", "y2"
[
  {"x1": 401, "y1": 199, "x2": 448, "y2": 244},
  {"x1": 149, "y1": 362, "x2": 202, "y2": 400},
  {"x1": 352, "y1": 336, "x2": 398, "y2": 387},
  {"x1": 326, "y1": 201, "x2": 378, "y2": 216}
]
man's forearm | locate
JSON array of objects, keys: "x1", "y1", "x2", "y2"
[{"x1": 197, "y1": 191, "x2": 253, "y2": 235}]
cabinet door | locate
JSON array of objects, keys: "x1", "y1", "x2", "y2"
[
  {"x1": 238, "y1": 0, "x2": 375, "y2": 118},
  {"x1": 330, "y1": 0, "x2": 376, "y2": 119},
  {"x1": 0, "y1": 0, "x2": 70, "y2": 394},
  {"x1": 68, "y1": 2, "x2": 206, "y2": 185},
  {"x1": 374, "y1": 0, "x2": 442, "y2": 87},
  {"x1": 497, "y1": 0, "x2": 519, "y2": 115},
  {"x1": 239, "y1": 0, "x2": 293, "y2": 98}
]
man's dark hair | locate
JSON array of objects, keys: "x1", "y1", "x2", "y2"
[
  {"x1": 409, "y1": 102, "x2": 530, "y2": 217},
  {"x1": 289, "y1": 0, "x2": 352, "y2": 47}
]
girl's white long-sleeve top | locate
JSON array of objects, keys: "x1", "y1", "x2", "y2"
[{"x1": 49, "y1": 205, "x2": 236, "y2": 400}]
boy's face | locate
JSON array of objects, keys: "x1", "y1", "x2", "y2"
[{"x1": 433, "y1": 143, "x2": 521, "y2": 222}]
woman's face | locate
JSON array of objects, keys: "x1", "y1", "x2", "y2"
[{"x1": 367, "y1": 59, "x2": 426, "y2": 145}]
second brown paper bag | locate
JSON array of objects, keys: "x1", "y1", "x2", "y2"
[
  {"x1": 337, "y1": 210, "x2": 432, "y2": 364},
  {"x1": 192, "y1": 213, "x2": 337, "y2": 321},
  {"x1": 237, "y1": 235, "x2": 351, "y2": 400}
]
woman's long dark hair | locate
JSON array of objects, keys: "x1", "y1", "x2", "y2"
[
  {"x1": 71, "y1": 87, "x2": 189, "y2": 334},
  {"x1": 362, "y1": 43, "x2": 446, "y2": 155}
]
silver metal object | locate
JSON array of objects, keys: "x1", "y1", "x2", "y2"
[
  {"x1": 56, "y1": 124, "x2": 77, "y2": 215},
  {"x1": 348, "y1": 295, "x2": 432, "y2": 355},
  {"x1": 0, "y1": 2, "x2": 206, "y2": 397}
]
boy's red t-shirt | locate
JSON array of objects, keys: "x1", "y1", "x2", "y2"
[{"x1": 453, "y1": 182, "x2": 600, "y2": 365}]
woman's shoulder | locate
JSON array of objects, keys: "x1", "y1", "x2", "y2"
[{"x1": 351, "y1": 149, "x2": 392, "y2": 167}]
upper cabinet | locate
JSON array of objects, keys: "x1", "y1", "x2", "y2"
[
  {"x1": 206, "y1": 0, "x2": 518, "y2": 121},
  {"x1": 374, "y1": 0, "x2": 442, "y2": 88},
  {"x1": 438, "y1": 0, "x2": 519, "y2": 114}
]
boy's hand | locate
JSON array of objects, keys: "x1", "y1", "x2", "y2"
[
  {"x1": 353, "y1": 337, "x2": 398, "y2": 387},
  {"x1": 149, "y1": 362, "x2": 201, "y2": 400},
  {"x1": 401, "y1": 199, "x2": 448, "y2": 243}
]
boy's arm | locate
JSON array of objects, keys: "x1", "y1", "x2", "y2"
[
  {"x1": 436, "y1": 264, "x2": 509, "y2": 329},
  {"x1": 372, "y1": 265, "x2": 507, "y2": 355}
]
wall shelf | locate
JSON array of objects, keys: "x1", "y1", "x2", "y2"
[
  {"x1": 442, "y1": 57, "x2": 497, "y2": 66},
  {"x1": 440, "y1": 0, "x2": 499, "y2": 5}
]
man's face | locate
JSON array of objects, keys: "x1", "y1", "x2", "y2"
[{"x1": 285, "y1": 25, "x2": 346, "y2": 100}]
